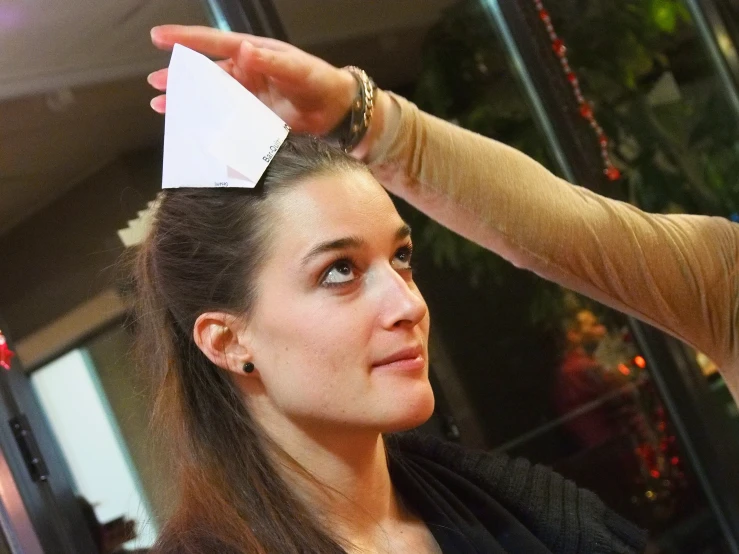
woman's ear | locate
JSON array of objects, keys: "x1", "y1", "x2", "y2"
[{"x1": 193, "y1": 312, "x2": 251, "y2": 376}]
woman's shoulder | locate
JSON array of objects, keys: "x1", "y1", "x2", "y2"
[{"x1": 388, "y1": 431, "x2": 647, "y2": 553}]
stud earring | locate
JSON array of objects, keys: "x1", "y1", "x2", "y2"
[{"x1": 243, "y1": 362, "x2": 255, "y2": 374}]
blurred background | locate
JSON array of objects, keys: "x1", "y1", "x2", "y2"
[{"x1": 1, "y1": 0, "x2": 739, "y2": 552}]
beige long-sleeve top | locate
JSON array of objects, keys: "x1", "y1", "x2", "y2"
[{"x1": 368, "y1": 93, "x2": 739, "y2": 404}]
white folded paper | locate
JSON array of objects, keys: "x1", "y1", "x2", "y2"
[{"x1": 162, "y1": 44, "x2": 290, "y2": 189}]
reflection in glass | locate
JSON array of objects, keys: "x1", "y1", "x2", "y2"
[{"x1": 31, "y1": 349, "x2": 156, "y2": 551}]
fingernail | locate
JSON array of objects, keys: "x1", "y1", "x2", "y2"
[
  {"x1": 150, "y1": 27, "x2": 164, "y2": 44},
  {"x1": 150, "y1": 98, "x2": 164, "y2": 114}
]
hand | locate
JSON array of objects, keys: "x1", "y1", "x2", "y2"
[{"x1": 147, "y1": 25, "x2": 357, "y2": 135}]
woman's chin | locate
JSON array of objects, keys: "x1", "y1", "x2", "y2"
[{"x1": 381, "y1": 387, "x2": 436, "y2": 433}]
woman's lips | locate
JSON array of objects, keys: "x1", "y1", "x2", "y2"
[{"x1": 372, "y1": 346, "x2": 425, "y2": 372}]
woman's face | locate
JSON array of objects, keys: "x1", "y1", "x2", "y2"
[{"x1": 244, "y1": 169, "x2": 434, "y2": 436}]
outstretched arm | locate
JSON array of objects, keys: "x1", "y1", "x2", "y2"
[{"x1": 368, "y1": 93, "x2": 739, "y2": 399}]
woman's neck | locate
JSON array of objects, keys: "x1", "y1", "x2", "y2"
[{"x1": 268, "y1": 421, "x2": 408, "y2": 549}]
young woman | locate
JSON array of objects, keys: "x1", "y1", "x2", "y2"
[
  {"x1": 134, "y1": 133, "x2": 644, "y2": 551},
  {"x1": 148, "y1": 25, "x2": 739, "y2": 409}
]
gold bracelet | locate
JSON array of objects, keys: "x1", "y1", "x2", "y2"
[{"x1": 328, "y1": 66, "x2": 376, "y2": 153}]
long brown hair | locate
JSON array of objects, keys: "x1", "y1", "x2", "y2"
[{"x1": 132, "y1": 136, "x2": 368, "y2": 553}]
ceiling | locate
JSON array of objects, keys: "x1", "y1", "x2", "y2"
[{"x1": 0, "y1": 0, "x2": 456, "y2": 236}]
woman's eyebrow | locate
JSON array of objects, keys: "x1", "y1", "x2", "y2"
[
  {"x1": 300, "y1": 224, "x2": 412, "y2": 267},
  {"x1": 396, "y1": 223, "x2": 412, "y2": 241},
  {"x1": 301, "y1": 236, "x2": 365, "y2": 267}
]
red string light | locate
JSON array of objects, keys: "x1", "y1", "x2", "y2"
[
  {"x1": 617, "y1": 363, "x2": 631, "y2": 376},
  {"x1": 0, "y1": 331, "x2": 15, "y2": 371},
  {"x1": 533, "y1": 0, "x2": 621, "y2": 181}
]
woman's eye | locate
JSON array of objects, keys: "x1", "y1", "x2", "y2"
[
  {"x1": 322, "y1": 260, "x2": 357, "y2": 287},
  {"x1": 392, "y1": 245, "x2": 413, "y2": 271}
]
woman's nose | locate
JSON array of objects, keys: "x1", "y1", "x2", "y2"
[{"x1": 377, "y1": 267, "x2": 428, "y2": 330}]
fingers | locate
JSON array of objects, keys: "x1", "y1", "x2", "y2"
[
  {"x1": 151, "y1": 25, "x2": 241, "y2": 57},
  {"x1": 245, "y1": 35, "x2": 295, "y2": 53},
  {"x1": 150, "y1": 95, "x2": 166, "y2": 114},
  {"x1": 147, "y1": 59, "x2": 234, "y2": 92},
  {"x1": 147, "y1": 69, "x2": 167, "y2": 91},
  {"x1": 150, "y1": 25, "x2": 292, "y2": 58}
]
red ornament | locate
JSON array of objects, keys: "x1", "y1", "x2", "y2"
[
  {"x1": 605, "y1": 166, "x2": 621, "y2": 181},
  {"x1": 598, "y1": 134, "x2": 609, "y2": 147},
  {"x1": 0, "y1": 332, "x2": 15, "y2": 371},
  {"x1": 538, "y1": 9, "x2": 549, "y2": 20},
  {"x1": 566, "y1": 71, "x2": 577, "y2": 83},
  {"x1": 552, "y1": 39, "x2": 566, "y2": 57},
  {"x1": 579, "y1": 103, "x2": 593, "y2": 118}
]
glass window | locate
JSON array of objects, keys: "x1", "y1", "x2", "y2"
[
  {"x1": 535, "y1": 0, "x2": 739, "y2": 439},
  {"x1": 31, "y1": 343, "x2": 157, "y2": 551},
  {"x1": 305, "y1": 0, "x2": 738, "y2": 549}
]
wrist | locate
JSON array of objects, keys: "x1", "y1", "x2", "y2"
[
  {"x1": 328, "y1": 67, "x2": 375, "y2": 153},
  {"x1": 328, "y1": 69, "x2": 359, "y2": 132},
  {"x1": 351, "y1": 88, "x2": 392, "y2": 161}
]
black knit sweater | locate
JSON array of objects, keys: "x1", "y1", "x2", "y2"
[{"x1": 387, "y1": 432, "x2": 647, "y2": 553}]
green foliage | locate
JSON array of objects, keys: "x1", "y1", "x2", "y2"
[{"x1": 409, "y1": 0, "x2": 739, "y2": 325}]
